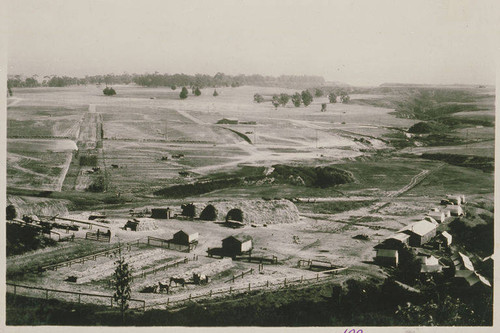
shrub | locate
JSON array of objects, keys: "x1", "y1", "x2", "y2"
[
  {"x1": 181, "y1": 203, "x2": 196, "y2": 218},
  {"x1": 179, "y1": 87, "x2": 188, "y2": 99},
  {"x1": 253, "y1": 93, "x2": 264, "y2": 103},
  {"x1": 103, "y1": 87, "x2": 116, "y2": 96}
]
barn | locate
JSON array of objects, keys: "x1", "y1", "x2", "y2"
[
  {"x1": 172, "y1": 230, "x2": 199, "y2": 245},
  {"x1": 399, "y1": 220, "x2": 437, "y2": 247},
  {"x1": 151, "y1": 208, "x2": 171, "y2": 219},
  {"x1": 222, "y1": 235, "x2": 253, "y2": 256},
  {"x1": 375, "y1": 249, "x2": 398, "y2": 267}
]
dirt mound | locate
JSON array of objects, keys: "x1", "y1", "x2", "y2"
[
  {"x1": 194, "y1": 199, "x2": 300, "y2": 225},
  {"x1": 6, "y1": 195, "x2": 70, "y2": 218}
]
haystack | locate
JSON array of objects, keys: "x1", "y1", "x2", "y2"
[{"x1": 193, "y1": 199, "x2": 300, "y2": 225}]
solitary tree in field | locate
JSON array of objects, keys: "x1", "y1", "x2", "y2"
[
  {"x1": 341, "y1": 94, "x2": 350, "y2": 104},
  {"x1": 171, "y1": 85, "x2": 177, "y2": 90},
  {"x1": 213, "y1": 89, "x2": 219, "y2": 97},
  {"x1": 271, "y1": 95, "x2": 280, "y2": 109},
  {"x1": 328, "y1": 92, "x2": 337, "y2": 103},
  {"x1": 6, "y1": 204, "x2": 16, "y2": 220},
  {"x1": 279, "y1": 93, "x2": 290, "y2": 107},
  {"x1": 315, "y1": 88, "x2": 323, "y2": 97},
  {"x1": 292, "y1": 92, "x2": 302, "y2": 107},
  {"x1": 253, "y1": 93, "x2": 264, "y2": 103},
  {"x1": 180, "y1": 87, "x2": 188, "y2": 99},
  {"x1": 103, "y1": 86, "x2": 116, "y2": 96},
  {"x1": 113, "y1": 248, "x2": 132, "y2": 324},
  {"x1": 194, "y1": 87, "x2": 201, "y2": 96},
  {"x1": 321, "y1": 103, "x2": 327, "y2": 112},
  {"x1": 301, "y1": 90, "x2": 313, "y2": 107},
  {"x1": 8, "y1": 87, "x2": 13, "y2": 97}
]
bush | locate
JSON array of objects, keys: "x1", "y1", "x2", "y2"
[
  {"x1": 253, "y1": 93, "x2": 264, "y2": 103},
  {"x1": 103, "y1": 87, "x2": 116, "y2": 96},
  {"x1": 213, "y1": 89, "x2": 218, "y2": 97},
  {"x1": 194, "y1": 87, "x2": 201, "y2": 96},
  {"x1": 180, "y1": 87, "x2": 188, "y2": 99},
  {"x1": 200, "y1": 204, "x2": 218, "y2": 221},
  {"x1": 6, "y1": 204, "x2": 17, "y2": 220},
  {"x1": 292, "y1": 92, "x2": 302, "y2": 107},
  {"x1": 408, "y1": 122, "x2": 440, "y2": 134},
  {"x1": 301, "y1": 90, "x2": 313, "y2": 107}
]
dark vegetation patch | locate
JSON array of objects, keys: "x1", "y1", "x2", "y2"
[
  {"x1": 448, "y1": 212, "x2": 494, "y2": 258},
  {"x1": 420, "y1": 153, "x2": 493, "y2": 172},
  {"x1": 297, "y1": 200, "x2": 376, "y2": 214},
  {"x1": 6, "y1": 223, "x2": 57, "y2": 256},
  {"x1": 154, "y1": 165, "x2": 355, "y2": 198},
  {"x1": 79, "y1": 154, "x2": 98, "y2": 167},
  {"x1": 199, "y1": 204, "x2": 218, "y2": 221}
]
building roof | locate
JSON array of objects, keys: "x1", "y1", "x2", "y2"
[
  {"x1": 455, "y1": 270, "x2": 491, "y2": 288},
  {"x1": 446, "y1": 205, "x2": 463, "y2": 213},
  {"x1": 421, "y1": 264, "x2": 443, "y2": 273},
  {"x1": 376, "y1": 249, "x2": 398, "y2": 258},
  {"x1": 423, "y1": 216, "x2": 439, "y2": 225},
  {"x1": 388, "y1": 233, "x2": 410, "y2": 242},
  {"x1": 223, "y1": 234, "x2": 253, "y2": 243},
  {"x1": 175, "y1": 230, "x2": 199, "y2": 237},
  {"x1": 399, "y1": 220, "x2": 436, "y2": 236},
  {"x1": 152, "y1": 207, "x2": 171, "y2": 211},
  {"x1": 459, "y1": 252, "x2": 475, "y2": 271},
  {"x1": 440, "y1": 231, "x2": 452, "y2": 243}
]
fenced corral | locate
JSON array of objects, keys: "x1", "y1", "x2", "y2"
[
  {"x1": 147, "y1": 236, "x2": 196, "y2": 253},
  {"x1": 6, "y1": 283, "x2": 146, "y2": 311},
  {"x1": 40, "y1": 239, "x2": 141, "y2": 272},
  {"x1": 85, "y1": 231, "x2": 111, "y2": 243},
  {"x1": 132, "y1": 258, "x2": 190, "y2": 279},
  {"x1": 146, "y1": 267, "x2": 350, "y2": 310}
]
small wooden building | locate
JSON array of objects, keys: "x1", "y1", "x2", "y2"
[
  {"x1": 437, "y1": 231, "x2": 453, "y2": 247},
  {"x1": 426, "y1": 211, "x2": 445, "y2": 223},
  {"x1": 172, "y1": 230, "x2": 199, "y2": 245},
  {"x1": 446, "y1": 205, "x2": 464, "y2": 216},
  {"x1": 151, "y1": 208, "x2": 171, "y2": 219},
  {"x1": 375, "y1": 249, "x2": 398, "y2": 267},
  {"x1": 222, "y1": 235, "x2": 253, "y2": 256}
]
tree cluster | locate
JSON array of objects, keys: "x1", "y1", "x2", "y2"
[{"x1": 103, "y1": 86, "x2": 116, "y2": 96}]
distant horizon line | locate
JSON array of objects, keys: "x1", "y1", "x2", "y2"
[{"x1": 7, "y1": 72, "x2": 495, "y2": 88}]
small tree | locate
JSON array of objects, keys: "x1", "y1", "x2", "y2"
[
  {"x1": 8, "y1": 87, "x2": 13, "y2": 96},
  {"x1": 213, "y1": 89, "x2": 219, "y2": 97},
  {"x1": 301, "y1": 90, "x2": 313, "y2": 107},
  {"x1": 200, "y1": 204, "x2": 218, "y2": 221},
  {"x1": 271, "y1": 95, "x2": 280, "y2": 109},
  {"x1": 180, "y1": 87, "x2": 188, "y2": 99},
  {"x1": 279, "y1": 93, "x2": 290, "y2": 107},
  {"x1": 171, "y1": 85, "x2": 177, "y2": 90},
  {"x1": 112, "y1": 249, "x2": 132, "y2": 324},
  {"x1": 226, "y1": 208, "x2": 243, "y2": 222},
  {"x1": 253, "y1": 93, "x2": 264, "y2": 103},
  {"x1": 103, "y1": 87, "x2": 116, "y2": 96},
  {"x1": 341, "y1": 93, "x2": 350, "y2": 104},
  {"x1": 6, "y1": 204, "x2": 16, "y2": 220},
  {"x1": 328, "y1": 92, "x2": 337, "y2": 103},
  {"x1": 321, "y1": 103, "x2": 327, "y2": 112},
  {"x1": 292, "y1": 92, "x2": 302, "y2": 107},
  {"x1": 314, "y1": 88, "x2": 323, "y2": 97},
  {"x1": 194, "y1": 87, "x2": 201, "y2": 96}
]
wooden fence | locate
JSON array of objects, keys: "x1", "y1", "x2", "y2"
[
  {"x1": 146, "y1": 267, "x2": 350, "y2": 310},
  {"x1": 85, "y1": 231, "x2": 111, "y2": 243},
  {"x1": 132, "y1": 258, "x2": 189, "y2": 279},
  {"x1": 40, "y1": 239, "x2": 141, "y2": 272},
  {"x1": 6, "y1": 283, "x2": 146, "y2": 311},
  {"x1": 225, "y1": 268, "x2": 254, "y2": 283},
  {"x1": 147, "y1": 236, "x2": 194, "y2": 253}
]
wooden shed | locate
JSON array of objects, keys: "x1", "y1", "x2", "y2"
[
  {"x1": 375, "y1": 249, "x2": 398, "y2": 267},
  {"x1": 446, "y1": 205, "x2": 464, "y2": 216},
  {"x1": 426, "y1": 211, "x2": 445, "y2": 223},
  {"x1": 222, "y1": 235, "x2": 253, "y2": 256},
  {"x1": 172, "y1": 230, "x2": 199, "y2": 245},
  {"x1": 151, "y1": 208, "x2": 171, "y2": 219},
  {"x1": 400, "y1": 220, "x2": 437, "y2": 247}
]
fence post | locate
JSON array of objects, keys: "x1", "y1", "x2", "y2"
[
  {"x1": 210, "y1": 290, "x2": 212, "y2": 297},
  {"x1": 284, "y1": 278, "x2": 287, "y2": 287},
  {"x1": 232, "y1": 275, "x2": 235, "y2": 283},
  {"x1": 78, "y1": 293, "x2": 81, "y2": 304},
  {"x1": 189, "y1": 294, "x2": 191, "y2": 301},
  {"x1": 317, "y1": 273, "x2": 319, "y2": 281},
  {"x1": 143, "y1": 301, "x2": 146, "y2": 311},
  {"x1": 167, "y1": 298, "x2": 170, "y2": 305},
  {"x1": 248, "y1": 283, "x2": 251, "y2": 292},
  {"x1": 46, "y1": 290, "x2": 49, "y2": 300},
  {"x1": 251, "y1": 268, "x2": 253, "y2": 274},
  {"x1": 266, "y1": 280, "x2": 269, "y2": 287},
  {"x1": 111, "y1": 298, "x2": 113, "y2": 307},
  {"x1": 230, "y1": 287, "x2": 232, "y2": 294},
  {"x1": 147, "y1": 237, "x2": 150, "y2": 246}
]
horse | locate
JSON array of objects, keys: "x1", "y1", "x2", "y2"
[
  {"x1": 169, "y1": 276, "x2": 186, "y2": 287},
  {"x1": 158, "y1": 281, "x2": 170, "y2": 293}
]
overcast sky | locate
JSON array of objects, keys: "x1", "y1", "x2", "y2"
[{"x1": 7, "y1": 0, "x2": 498, "y2": 86}]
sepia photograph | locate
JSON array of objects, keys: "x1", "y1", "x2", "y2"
[{"x1": 2, "y1": 0, "x2": 498, "y2": 330}]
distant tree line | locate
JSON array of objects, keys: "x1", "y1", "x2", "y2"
[
  {"x1": 257, "y1": 88, "x2": 350, "y2": 110},
  {"x1": 8, "y1": 73, "x2": 325, "y2": 89}
]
